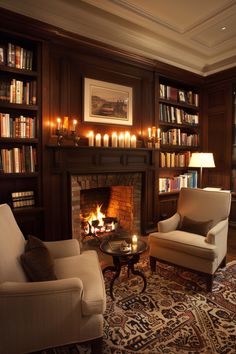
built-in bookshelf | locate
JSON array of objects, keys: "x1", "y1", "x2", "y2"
[
  {"x1": 231, "y1": 88, "x2": 236, "y2": 190},
  {"x1": 0, "y1": 31, "x2": 43, "y2": 237},
  {"x1": 157, "y1": 77, "x2": 200, "y2": 218}
]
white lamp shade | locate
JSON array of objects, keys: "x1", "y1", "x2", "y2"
[{"x1": 189, "y1": 152, "x2": 215, "y2": 168}]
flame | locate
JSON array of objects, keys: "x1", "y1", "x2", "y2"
[
  {"x1": 82, "y1": 203, "x2": 116, "y2": 235},
  {"x1": 84, "y1": 204, "x2": 105, "y2": 227}
]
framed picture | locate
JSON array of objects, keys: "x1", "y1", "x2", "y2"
[
  {"x1": 178, "y1": 90, "x2": 186, "y2": 102},
  {"x1": 0, "y1": 45, "x2": 5, "y2": 65},
  {"x1": 84, "y1": 78, "x2": 133, "y2": 126}
]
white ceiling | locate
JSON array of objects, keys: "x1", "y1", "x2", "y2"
[{"x1": 0, "y1": 0, "x2": 236, "y2": 76}]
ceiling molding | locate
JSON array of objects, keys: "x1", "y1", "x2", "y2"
[{"x1": 0, "y1": 0, "x2": 235, "y2": 76}]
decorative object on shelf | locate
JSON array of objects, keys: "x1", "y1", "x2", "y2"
[
  {"x1": 83, "y1": 78, "x2": 133, "y2": 126},
  {"x1": 111, "y1": 132, "x2": 118, "y2": 147},
  {"x1": 86, "y1": 131, "x2": 138, "y2": 148},
  {"x1": 55, "y1": 117, "x2": 80, "y2": 146},
  {"x1": 95, "y1": 133, "x2": 101, "y2": 147},
  {"x1": 146, "y1": 126, "x2": 161, "y2": 149},
  {"x1": 103, "y1": 134, "x2": 109, "y2": 147},
  {"x1": 0, "y1": 45, "x2": 5, "y2": 65},
  {"x1": 188, "y1": 152, "x2": 215, "y2": 188},
  {"x1": 87, "y1": 131, "x2": 94, "y2": 146}
]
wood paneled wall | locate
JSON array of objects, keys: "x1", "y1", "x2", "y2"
[{"x1": 203, "y1": 69, "x2": 236, "y2": 189}]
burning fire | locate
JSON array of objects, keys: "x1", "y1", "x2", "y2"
[
  {"x1": 84, "y1": 204, "x2": 105, "y2": 227},
  {"x1": 82, "y1": 204, "x2": 116, "y2": 235}
]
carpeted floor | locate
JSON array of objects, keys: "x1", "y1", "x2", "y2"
[{"x1": 36, "y1": 259, "x2": 236, "y2": 354}]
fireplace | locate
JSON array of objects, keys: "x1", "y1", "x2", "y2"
[
  {"x1": 48, "y1": 146, "x2": 157, "y2": 241},
  {"x1": 71, "y1": 173, "x2": 142, "y2": 240}
]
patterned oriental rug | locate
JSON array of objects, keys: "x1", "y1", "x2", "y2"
[{"x1": 36, "y1": 259, "x2": 236, "y2": 354}]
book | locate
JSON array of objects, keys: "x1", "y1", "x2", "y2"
[{"x1": 11, "y1": 190, "x2": 35, "y2": 208}]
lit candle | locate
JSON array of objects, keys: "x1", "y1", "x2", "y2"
[
  {"x1": 111, "y1": 132, "x2": 118, "y2": 147},
  {"x1": 56, "y1": 117, "x2": 61, "y2": 130},
  {"x1": 88, "y1": 131, "x2": 94, "y2": 146},
  {"x1": 119, "y1": 133, "x2": 124, "y2": 148},
  {"x1": 95, "y1": 133, "x2": 101, "y2": 147},
  {"x1": 157, "y1": 128, "x2": 160, "y2": 139},
  {"x1": 152, "y1": 126, "x2": 156, "y2": 138},
  {"x1": 103, "y1": 134, "x2": 109, "y2": 147},
  {"x1": 72, "y1": 119, "x2": 77, "y2": 132},
  {"x1": 63, "y1": 116, "x2": 69, "y2": 130},
  {"x1": 148, "y1": 127, "x2": 151, "y2": 138},
  {"x1": 132, "y1": 234, "x2": 138, "y2": 245},
  {"x1": 131, "y1": 135, "x2": 137, "y2": 148},
  {"x1": 125, "y1": 131, "x2": 131, "y2": 148}
]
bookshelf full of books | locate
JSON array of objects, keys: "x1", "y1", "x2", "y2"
[
  {"x1": 157, "y1": 76, "x2": 201, "y2": 218},
  {"x1": 0, "y1": 30, "x2": 43, "y2": 236}
]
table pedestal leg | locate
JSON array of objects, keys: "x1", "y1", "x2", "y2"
[{"x1": 103, "y1": 255, "x2": 147, "y2": 300}]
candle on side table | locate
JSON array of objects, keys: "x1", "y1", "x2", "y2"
[{"x1": 132, "y1": 234, "x2": 138, "y2": 251}]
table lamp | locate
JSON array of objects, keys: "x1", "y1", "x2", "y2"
[{"x1": 188, "y1": 152, "x2": 215, "y2": 188}]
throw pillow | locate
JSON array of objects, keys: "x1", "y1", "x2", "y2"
[
  {"x1": 21, "y1": 235, "x2": 57, "y2": 281},
  {"x1": 178, "y1": 216, "x2": 213, "y2": 236}
]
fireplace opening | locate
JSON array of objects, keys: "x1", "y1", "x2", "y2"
[
  {"x1": 71, "y1": 173, "x2": 142, "y2": 240},
  {"x1": 80, "y1": 186, "x2": 134, "y2": 240}
]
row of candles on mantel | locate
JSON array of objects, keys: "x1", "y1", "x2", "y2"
[
  {"x1": 87, "y1": 131, "x2": 137, "y2": 148},
  {"x1": 55, "y1": 117, "x2": 161, "y2": 148},
  {"x1": 87, "y1": 127, "x2": 161, "y2": 148}
]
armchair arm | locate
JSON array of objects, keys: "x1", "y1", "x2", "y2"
[
  {"x1": 158, "y1": 213, "x2": 180, "y2": 233},
  {"x1": 44, "y1": 239, "x2": 81, "y2": 258},
  {"x1": 0, "y1": 277, "x2": 83, "y2": 296},
  {"x1": 205, "y1": 219, "x2": 228, "y2": 245},
  {"x1": 0, "y1": 279, "x2": 83, "y2": 354}
]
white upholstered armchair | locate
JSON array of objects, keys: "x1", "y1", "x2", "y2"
[
  {"x1": 149, "y1": 188, "x2": 231, "y2": 291},
  {"x1": 0, "y1": 203, "x2": 106, "y2": 354}
]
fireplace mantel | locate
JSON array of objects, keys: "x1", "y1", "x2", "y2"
[
  {"x1": 46, "y1": 145, "x2": 159, "y2": 239},
  {"x1": 47, "y1": 145, "x2": 158, "y2": 174}
]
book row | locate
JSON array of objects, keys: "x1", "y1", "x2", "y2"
[
  {"x1": 0, "y1": 43, "x2": 33, "y2": 70},
  {"x1": 0, "y1": 113, "x2": 36, "y2": 138},
  {"x1": 11, "y1": 190, "x2": 35, "y2": 209},
  {"x1": 159, "y1": 84, "x2": 199, "y2": 106},
  {"x1": 160, "y1": 151, "x2": 191, "y2": 168},
  {"x1": 159, "y1": 171, "x2": 198, "y2": 193},
  {"x1": 0, "y1": 79, "x2": 37, "y2": 105},
  {"x1": 0, "y1": 146, "x2": 36, "y2": 173},
  {"x1": 159, "y1": 103, "x2": 199, "y2": 125},
  {"x1": 161, "y1": 129, "x2": 199, "y2": 146}
]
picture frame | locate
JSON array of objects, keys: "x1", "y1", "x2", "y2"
[
  {"x1": 0, "y1": 45, "x2": 5, "y2": 65},
  {"x1": 84, "y1": 78, "x2": 133, "y2": 126},
  {"x1": 178, "y1": 90, "x2": 186, "y2": 102}
]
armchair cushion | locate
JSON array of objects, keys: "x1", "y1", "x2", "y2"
[
  {"x1": 20, "y1": 235, "x2": 57, "y2": 282},
  {"x1": 178, "y1": 216, "x2": 213, "y2": 236}
]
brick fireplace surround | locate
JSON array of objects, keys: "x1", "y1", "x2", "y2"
[{"x1": 48, "y1": 146, "x2": 158, "y2": 239}]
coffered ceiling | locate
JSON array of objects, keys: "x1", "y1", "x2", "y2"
[{"x1": 0, "y1": 0, "x2": 235, "y2": 76}]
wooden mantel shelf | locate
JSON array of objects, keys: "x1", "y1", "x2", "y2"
[{"x1": 46, "y1": 144, "x2": 159, "y2": 174}]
